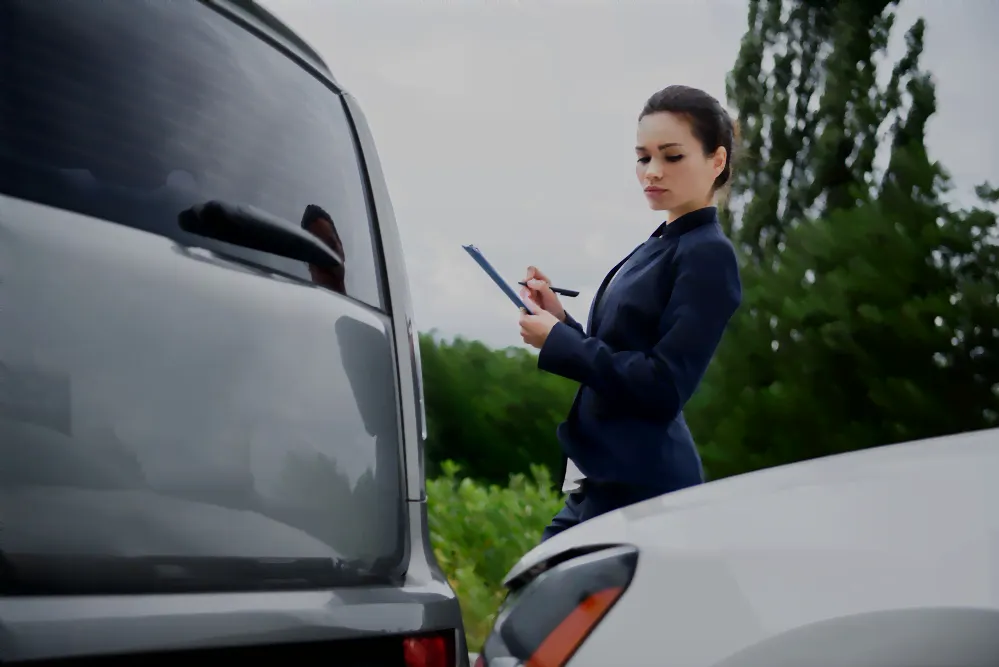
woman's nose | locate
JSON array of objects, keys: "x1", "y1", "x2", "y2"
[{"x1": 644, "y1": 159, "x2": 664, "y2": 180}]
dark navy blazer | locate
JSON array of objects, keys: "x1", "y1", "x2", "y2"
[{"x1": 537, "y1": 206, "x2": 741, "y2": 495}]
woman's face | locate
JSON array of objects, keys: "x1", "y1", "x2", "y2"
[{"x1": 635, "y1": 111, "x2": 726, "y2": 217}]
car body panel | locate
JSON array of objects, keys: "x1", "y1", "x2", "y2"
[
  {"x1": 502, "y1": 428, "x2": 999, "y2": 666},
  {"x1": 207, "y1": 0, "x2": 335, "y2": 81},
  {"x1": 0, "y1": 505, "x2": 458, "y2": 662},
  {"x1": 0, "y1": 195, "x2": 407, "y2": 579},
  {"x1": 0, "y1": 0, "x2": 466, "y2": 662},
  {"x1": 342, "y1": 91, "x2": 431, "y2": 502}
]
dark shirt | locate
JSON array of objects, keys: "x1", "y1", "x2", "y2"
[{"x1": 537, "y1": 206, "x2": 741, "y2": 494}]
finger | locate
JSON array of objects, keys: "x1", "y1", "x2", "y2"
[
  {"x1": 527, "y1": 279, "x2": 554, "y2": 296},
  {"x1": 527, "y1": 266, "x2": 551, "y2": 283}
]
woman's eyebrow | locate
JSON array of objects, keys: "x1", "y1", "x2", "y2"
[{"x1": 634, "y1": 142, "x2": 684, "y2": 151}]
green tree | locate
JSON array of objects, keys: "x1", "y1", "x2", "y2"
[
  {"x1": 420, "y1": 333, "x2": 576, "y2": 485},
  {"x1": 689, "y1": 1, "x2": 999, "y2": 478},
  {"x1": 725, "y1": 0, "x2": 902, "y2": 259}
]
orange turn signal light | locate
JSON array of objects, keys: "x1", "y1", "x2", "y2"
[{"x1": 525, "y1": 585, "x2": 624, "y2": 667}]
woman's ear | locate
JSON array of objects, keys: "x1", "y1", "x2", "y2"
[{"x1": 712, "y1": 146, "x2": 728, "y2": 180}]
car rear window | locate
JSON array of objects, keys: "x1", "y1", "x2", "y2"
[
  {"x1": 0, "y1": 0, "x2": 406, "y2": 595},
  {"x1": 0, "y1": 0, "x2": 384, "y2": 309}
]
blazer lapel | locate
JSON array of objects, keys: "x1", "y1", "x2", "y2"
[
  {"x1": 587, "y1": 245, "x2": 641, "y2": 335},
  {"x1": 562, "y1": 246, "x2": 641, "y2": 484}
]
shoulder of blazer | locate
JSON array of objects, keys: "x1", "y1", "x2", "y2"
[
  {"x1": 665, "y1": 226, "x2": 738, "y2": 290},
  {"x1": 674, "y1": 223, "x2": 736, "y2": 262}
]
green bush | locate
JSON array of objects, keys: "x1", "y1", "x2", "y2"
[
  {"x1": 427, "y1": 460, "x2": 563, "y2": 650},
  {"x1": 420, "y1": 333, "x2": 577, "y2": 485}
]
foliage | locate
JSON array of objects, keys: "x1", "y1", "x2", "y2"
[
  {"x1": 725, "y1": 0, "x2": 906, "y2": 257},
  {"x1": 427, "y1": 461, "x2": 563, "y2": 650},
  {"x1": 689, "y1": 0, "x2": 999, "y2": 478},
  {"x1": 420, "y1": 334, "x2": 577, "y2": 485}
]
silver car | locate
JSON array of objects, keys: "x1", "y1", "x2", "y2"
[{"x1": 0, "y1": 1, "x2": 467, "y2": 664}]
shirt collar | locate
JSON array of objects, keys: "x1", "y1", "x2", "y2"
[{"x1": 650, "y1": 206, "x2": 718, "y2": 240}]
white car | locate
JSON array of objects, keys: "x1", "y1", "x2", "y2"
[{"x1": 474, "y1": 428, "x2": 999, "y2": 667}]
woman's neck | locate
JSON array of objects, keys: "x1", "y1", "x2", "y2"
[{"x1": 667, "y1": 201, "x2": 713, "y2": 223}]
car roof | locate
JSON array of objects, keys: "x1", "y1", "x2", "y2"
[{"x1": 213, "y1": 0, "x2": 336, "y2": 85}]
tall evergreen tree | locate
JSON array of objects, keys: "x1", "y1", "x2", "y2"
[
  {"x1": 725, "y1": 0, "x2": 900, "y2": 260},
  {"x1": 688, "y1": 1, "x2": 999, "y2": 479}
]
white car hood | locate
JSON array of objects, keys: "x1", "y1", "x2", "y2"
[{"x1": 504, "y1": 428, "x2": 998, "y2": 586}]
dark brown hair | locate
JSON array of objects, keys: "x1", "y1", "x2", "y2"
[{"x1": 639, "y1": 85, "x2": 739, "y2": 192}]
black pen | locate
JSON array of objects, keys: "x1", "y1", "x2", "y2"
[{"x1": 518, "y1": 281, "x2": 580, "y2": 298}]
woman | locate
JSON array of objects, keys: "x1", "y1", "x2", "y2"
[{"x1": 518, "y1": 85, "x2": 742, "y2": 542}]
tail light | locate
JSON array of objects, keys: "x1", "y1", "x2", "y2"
[
  {"x1": 477, "y1": 545, "x2": 637, "y2": 667},
  {"x1": 403, "y1": 631, "x2": 456, "y2": 667}
]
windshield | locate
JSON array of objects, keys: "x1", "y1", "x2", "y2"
[{"x1": 0, "y1": 0, "x2": 406, "y2": 594}]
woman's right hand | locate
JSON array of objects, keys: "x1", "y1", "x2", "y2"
[{"x1": 522, "y1": 266, "x2": 566, "y2": 322}]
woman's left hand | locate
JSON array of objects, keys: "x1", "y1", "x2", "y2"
[{"x1": 519, "y1": 296, "x2": 561, "y2": 349}]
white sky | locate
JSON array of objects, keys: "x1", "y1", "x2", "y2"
[{"x1": 261, "y1": 0, "x2": 998, "y2": 349}]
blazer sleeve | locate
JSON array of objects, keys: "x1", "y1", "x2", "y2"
[
  {"x1": 537, "y1": 239, "x2": 741, "y2": 418},
  {"x1": 562, "y1": 311, "x2": 585, "y2": 334}
]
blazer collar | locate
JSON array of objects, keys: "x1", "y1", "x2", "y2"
[{"x1": 650, "y1": 206, "x2": 718, "y2": 240}]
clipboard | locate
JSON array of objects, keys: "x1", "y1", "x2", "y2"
[{"x1": 462, "y1": 244, "x2": 534, "y2": 313}]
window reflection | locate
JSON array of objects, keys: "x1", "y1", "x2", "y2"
[
  {"x1": 0, "y1": 0, "x2": 385, "y2": 308},
  {"x1": 300, "y1": 204, "x2": 347, "y2": 294}
]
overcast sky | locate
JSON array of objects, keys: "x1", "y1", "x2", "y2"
[{"x1": 260, "y1": 0, "x2": 998, "y2": 350}]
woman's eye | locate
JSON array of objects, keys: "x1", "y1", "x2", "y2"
[
  {"x1": 637, "y1": 156, "x2": 651, "y2": 164},
  {"x1": 665, "y1": 155, "x2": 684, "y2": 163}
]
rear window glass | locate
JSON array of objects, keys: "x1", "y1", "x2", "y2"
[
  {"x1": 0, "y1": 0, "x2": 384, "y2": 309},
  {"x1": 0, "y1": 0, "x2": 405, "y2": 596}
]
